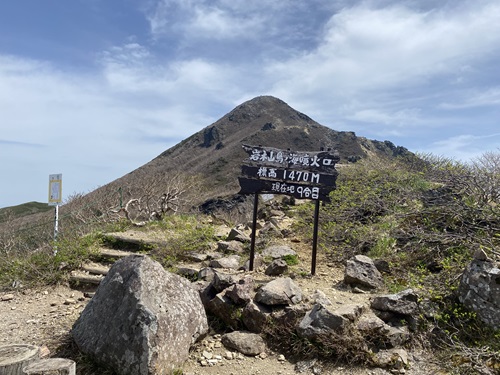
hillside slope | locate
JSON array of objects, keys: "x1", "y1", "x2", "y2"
[{"x1": 97, "y1": 96, "x2": 412, "y2": 206}]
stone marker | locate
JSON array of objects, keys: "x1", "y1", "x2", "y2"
[
  {"x1": 23, "y1": 358, "x2": 76, "y2": 375},
  {"x1": 0, "y1": 344, "x2": 40, "y2": 375}
]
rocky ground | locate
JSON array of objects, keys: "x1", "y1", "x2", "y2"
[
  {"x1": 0, "y1": 260, "x2": 447, "y2": 374},
  {"x1": 0, "y1": 212, "x2": 450, "y2": 375}
]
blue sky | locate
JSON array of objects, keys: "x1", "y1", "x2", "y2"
[{"x1": 1, "y1": 0, "x2": 499, "y2": 208}]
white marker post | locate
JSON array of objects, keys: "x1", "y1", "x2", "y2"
[{"x1": 48, "y1": 174, "x2": 62, "y2": 255}]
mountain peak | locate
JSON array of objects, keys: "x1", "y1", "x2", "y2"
[{"x1": 103, "y1": 96, "x2": 412, "y2": 206}]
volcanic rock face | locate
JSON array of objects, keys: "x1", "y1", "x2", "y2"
[
  {"x1": 93, "y1": 95, "x2": 413, "y2": 209},
  {"x1": 72, "y1": 255, "x2": 208, "y2": 375},
  {"x1": 459, "y1": 250, "x2": 500, "y2": 329}
]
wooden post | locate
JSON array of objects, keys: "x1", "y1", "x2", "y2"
[
  {"x1": 249, "y1": 193, "x2": 259, "y2": 271},
  {"x1": 23, "y1": 358, "x2": 76, "y2": 375},
  {"x1": 0, "y1": 344, "x2": 40, "y2": 375},
  {"x1": 311, "y1": 199, "x2": 320, "y2": 275}
]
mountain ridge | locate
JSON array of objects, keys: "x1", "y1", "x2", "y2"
[{"x1": 100, "y1": 96, "x2": 413, "y2": 207}]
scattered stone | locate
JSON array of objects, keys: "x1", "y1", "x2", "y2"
[
  {"x1": 372, "y1": 349, "x2": 409, "y2": 370},
  {"x1": 212, "y1": 271, "x2": 238, "y2": 293},
  {"x1": 198, "y1": 267, "x2": 215, "y2": 282},
  {"x1": 308, "y1": 290, "x2": 332, "y2": 306},
  {"x1": 241, "y1": 255, "x2": 265, "y2": 272},
  {"x1": 1, "y1": 294, "x2": 14, "y2": 302},
  {"x1": 241, "y1": 301, "x2": 272, "y2": 333},
  {"x1": 226, "y1": 228, "x2": 251, "y2": 243},
  {"x1": 262, "y1": 245, "x2": 297, "y2": 259},
  {"x1": 221, "y1": 331, "x2": 266, "y2": 356},
  {"x1": 372, "y1": 289, "x2": 418, "y2": 315},
  {"x1": 63, "y1": 299, "x2": 76, "y2": 305},
  {"x1": 295, "y1": 358, "x2": 318, "y2": 373},
  {"x1": 265, "y1": 259, "x2": 288, "y2": 276},
  {"x1": 344, "y1": 255, "x2": 384, "y2": 290},
  {"x1": 297, "y1": 304, "x2": 353, "y2": 339},
  {"x1": 182, "y1": 252, "x2": 209, "y2": 262},
  {"x1": 254, "y1": 277, "x2": 302, "y2": 306},
  {"x1": 217, "y1": 241, "x2": 245, "y2": 254},
  {"x1": 209, "y1": 255, "x2": 241, "y2": 270},
  {"x1": 225, "y1": 275, "x2": 255, "y2": 305}
]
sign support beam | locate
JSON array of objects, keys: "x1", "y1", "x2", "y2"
[
  {"x1": 249, "y1": 193, "x2": 259, "y2": 271},
  {"x1": 311, "y1": 200, "x2": 320, "y2": 275}
]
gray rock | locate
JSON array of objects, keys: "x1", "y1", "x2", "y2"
[
  {"x1": 295, "y1": 358, "x2": 318, "y2": 373},
  {"x1": 262, "y1": 245, "x2": 297, "y2": 259},
  {"x1": 198, "y1": 267, "x2": 215, "y2": 282},
  {"x1": 458, "y1": 257, "x2": 500, "y2": 329},
  {"x1": 221, "y1": 331, "x2": 266, "y2": 356},
  {"x1": 206, "y1": 292, "x2": 241, "y2": 330},
  {"x1": 307, "y1": 290, "x2": 332, "y2": 306},
  {"x1": 371, "y1": 289, "x2": 418, "y2": 316},
  {"x1": 182, "y1": 251, "x2": 208, "y2": 262},
  {"x1": 265, "y1": 259, "x2": 288, "y2": 276},
  {"x1": 217, "y1": 240, "x2": 245, "y2": 254},
  {"x1": 344, "y1": 255, "x2": 384, "y2": 290},
  {"x1": 372, "y1": 349, "x2": 409, "y2": 370},
  {"x1": 334, "y1": 304, "x2": 365, "y2": 321},
  {"x1": 254, "y1": 277, "x2": 302, "y2": 305},
  {"x1": 356, "y1": 315, "x2": 386, "y2": 332},
  {"x1": 226, "y1": 228, "x2": 251, "y2": 243},
  {"x1": 72, "y1": 255, "x2": 208, "y2": 375},
  {"x1": 225, "y1": 275, "x2": 255, "y2": 305},
  {"x1": 212, "y1": 271, "x2": 238, "y2": 293},
  {"x1": 209, "y1": 255, "x2": 241, "y2": 270},
  {"x1": 242, "y1": 301, "x2": 272, "y2": 333},
  {"x1": 177, "y1": 267, "x2": 199, "y2": 280},
  {"x1": 382, "y1": 325, "x2": 411, "y2": 348},
  {"x1": 241, "y1": 255, "x2": 264, "y2": 272},
  {"x1": 371, "y1": 289, "x2": 419, "y2": 330},
  {"x1": 193, "y1": 279, "x2": 216, "y2": 307},
  {"x1": 297, "y1": 304, "x2": 347, "y2": 339}
]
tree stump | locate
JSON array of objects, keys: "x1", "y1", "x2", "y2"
[
  {"x1": 0, "y1": 344, "x2": 40, "y2": 375},
  {"x1": 22, "y1": 358, "x2": 76, "y2": 375}
]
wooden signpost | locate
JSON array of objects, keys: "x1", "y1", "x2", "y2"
[{"x1": 238, "y1": 144, "x2": 339, "y2": 275}]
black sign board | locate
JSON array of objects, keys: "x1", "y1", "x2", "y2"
[
  {"x1": 238, "y1": 144, "x2": 339, "y2": 202},
  {"x1": 238, "y1": 144, "x2": 340, "y2": 275}
]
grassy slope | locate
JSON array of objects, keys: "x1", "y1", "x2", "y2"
[{"x1": 0, "y1": 201, "x2": 53, "y2": 223}]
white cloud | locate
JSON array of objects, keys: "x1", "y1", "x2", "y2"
[
  {"x1": 264, "y1": 1, "x2": 500, "y2": 140},
  {"x1": 439, "y1": 87, "x2": 500, "y2": 109},
  {"x1": 417, "y1": 133, "x2": 500, "y2": 161}
]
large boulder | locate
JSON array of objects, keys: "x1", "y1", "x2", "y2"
[
  {"x1": 72, "y1": 255, "x2": 208, "y2": 375},
  {"x1": 458, "y1": 250, "x2": 500, "y2": 329}
]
